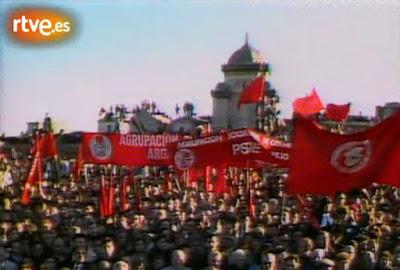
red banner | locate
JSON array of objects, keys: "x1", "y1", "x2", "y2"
[
  {"x1": 81, "y1": 133, "x2": 181, "y2": 166},
  {"x1": 172, "y1": 129, "x2": 290, "y2": 170},
  {"x1": 288, "y1": 110, "x2": 400, "y2": 195}
]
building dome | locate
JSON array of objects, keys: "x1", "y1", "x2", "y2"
[{"x1": 227, "y1": 41, "x2": 264, "y2": 65}]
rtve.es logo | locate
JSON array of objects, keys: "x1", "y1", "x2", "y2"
[{"x1": 7, "y1": 7, "x2": 75, "y2": 44}]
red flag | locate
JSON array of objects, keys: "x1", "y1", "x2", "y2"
[
  {"x1": 99, "y1": 176, "x2": 108, "y2": 218},
  {"x1": 21, "y1": 133, "x2": 52, "y2": 205},
  {"x1": 237, "y1": 75, "x2": 265, "y2": 107},
  {"x1": 120, "y1": 176, "x2": 129, "y2": 212},
  {"x1": 73, "y1": 144, "x2": 84, "y2": 182},
  {"x1": 38, "y1": 133, "x2": 58, "y2": 158},
  {"x1": 293, "y1": 89, "x2": 324, "y2": 116},
  {"x1": 326, "y1": 103, "x2": 351, "y2": 122},
  {"x1": 288, "y1": 110, "x2": 400, "y2": 196},
  {"x1": 21, "y1": 156, "x2": 40, "y2": 205},
  {"x1": 205, "y1": 166, "x2": 212, "y2": 192},
  {"x1": 214, "y1": 167, "x2": 227, "y2": 194},
  {"x1": 108, "y1": 175, "x2": 116, "y2": 216}
]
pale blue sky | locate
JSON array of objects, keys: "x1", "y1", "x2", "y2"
[{"x1": 1, "y1": 0, "x2": 400, "y2": 135}]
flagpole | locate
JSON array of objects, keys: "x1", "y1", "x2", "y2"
[
  {"x1": 53, "y1": 156, "x2": 61, "y2": 181},
  {"x1": 84, "y1": 164, "x2": 88, "y2": 188},
  {"x1": 246, "y1": 159, "x2": 251, "y2": 218}
]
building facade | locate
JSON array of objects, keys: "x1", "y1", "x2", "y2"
[{"x1": 211, "y1": 39, "x2": 269, "y2": 131}]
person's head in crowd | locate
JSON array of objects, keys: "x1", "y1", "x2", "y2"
[
  {"x1": 297, "y1": 237, "x2": 313, "y2": 258},
  {"x1": 260, "y1": 251, "x2": 277, "y2": 270},
  {"x1": 282, "y1": 254, "x2": 301, "y2": 270},
  {"x1": 376, "y1": 250, "x2": 392, "y2": 270},
  {"x1": 9, "y1": 239, "x2": 24, "y2": 263},
  {"x1": 131, "y1": 256, "x2": 147, "y2": 270},
  {"x1": 220, "y1": 235, "x2": 236, "y2": 253},
  {"x1": 336, "y1": 193, "x2": 347, "y2": 206},
  {"x1": 344, "y1": 245, "x2": 356, "y2": 261},
  {"x1": 155, "y1": 235, "x2": 170, "y2": 251},
  {"x1": 353, "y1": 249, "x2": 376, "y2": 270},
  {"x1": 112, "y1": 259, "x2": 130, "y2": 270},
  {"x1": 0, "y1": 245, "x2": 9, "y2": 262},
  {"x1": 73, "y1": 233, "x2": 88, "y2": 249},
  {"x1": 150, "y1": 252, "x2": 166, "y2": 270},
  {"x1": 335, "y1": 252, "x2": 351, "y2": 270},
  {"x1": 20, "y1": 258, "x2": 35, "y2": 270},
  {"x1": 52, "y1": 236, "x2": 69, "y2": 257},
  {"x1": 393, "y1": 246, "x2": 400, "y2": 268},
  {"x1": 73, "y1": 246, "x2": 89, "y2": 263},
  {"x1": 134, "y1": 238, "x2": 146, "y2": 254},
  {"x1": 315, "y1": 231, "x2": 330, "y2": 250},
  {"x1": 229, "y1": 249, "x2": 248, "y2": 270},
  {"x1": 39, "y1": 258, "x2": 58, "y2": 270},
  {"x1": 207, "y1": 235, "x2": 220, "y2": 252},
  {"x1": 96, "y1": 259, "x2": 112, "y2": 270},
  {"x1": 169, "y1": 249, "x2": 188, "y2": 268}
]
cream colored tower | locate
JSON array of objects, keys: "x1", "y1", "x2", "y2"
[{"x1": 211, "y1": 38, "x2": 269, "y2": 131}]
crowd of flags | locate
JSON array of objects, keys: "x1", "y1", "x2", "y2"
[{"x1": 19, "y1": 74, "x2": 400, "y2": 215}]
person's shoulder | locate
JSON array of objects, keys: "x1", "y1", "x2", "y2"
[
  {"x1": 4, "y1": 260, "x2": 18, "y2": 270},
  {"x1": 248, "y1": 264, "x2": 260, "y2": 270}
]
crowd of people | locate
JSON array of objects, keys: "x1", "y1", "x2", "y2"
[{"x1": 0, "y1": 153, "x2": 400, "y2": 270}]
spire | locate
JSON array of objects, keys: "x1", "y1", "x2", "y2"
[{"x1": 245, "y1": 32, "x2": 249, "y2": 45}]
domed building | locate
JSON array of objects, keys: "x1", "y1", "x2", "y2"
[{"x1": 211, "y1": 37, "x2": 269, "y2": 131}]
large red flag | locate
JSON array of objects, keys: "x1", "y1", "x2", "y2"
[
  {"x1": 326, "y1": 103, "x2": 351, "y2": 122},
  {"x1": 288, "y1": 110, "x2": 400, "y2": 195},
  {"x1": 21, "y1": 155, "x2": 40, "y2": 205},
  {"x1": 293, "y1": 89, "x2": 324, "y2": 116},
  {"x1": 237, "y1": 75, "x2": 265, "y2": 107},
  {"x1": 21, "y1": 133, "x2": 57, "y2": 205},
  {"x1": 36, "y1": 133, "x2": 58, "y2": 158}
]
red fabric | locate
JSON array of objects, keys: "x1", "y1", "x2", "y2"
[
  {"x1": 296, "y1": 195, "x2": 320, "y2": 229},
  {"x1": 293, "y1": 89, "x2": 324, "y2": 116},
  {"x1": 237, "y1": 76, "x2": 265, "y2": 107},
  {"x1": 164, "y1": 174, "x2": 171, "y2": 193},
  {"x1": 73, "y1": 144, "x2": 84, "y2": 182},
  {"x1": 35, "y1": 133, "x2": 58, "y2": 158},
  {"x1": 99, "y1": 175, "x2": 116, "y2": 217},
  {"x1": 21, "y1": 133, "x2": 55, "y2": 205},
  {"x1": 81, "y1": 133, "x2": 180, "y2": 166},
  {"x1": 21, "y1": 156, "x2": 40, "y2": 205},
  {"x1": 130, "y1": 173, "x2": 141, "y2": 211},
  {"x1": 188, "y1": 168, "x2": 198, "y2": 184},
  {"x1": 214, "y1": 167, "x2": 227, "y2": 194},
  {"x1": 326, "y1": 103, "x2": 351, "y2": 122},
  {"x1": 288, "y1": 110, "x2": 400, "y2": 196},
  {"x1": 172, "y1": 129, "x2": 290, "y2": 170},
  {"x1": 108, "y1": 176, "x2": 115, "y2": 216},
  {"x1": 205, "y1": 166, "x2": 212, "y2": 192},
  {"x1": 99, "y1": 177, "x2": 107, "y2": 218}
]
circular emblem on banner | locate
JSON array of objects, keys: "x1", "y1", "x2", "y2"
[
  {"x1": 174, "y1": 149, "x2": 195, "y2": 170},
  {"x1": 89, "y1": 135, "x2": 112, "y2": 160},
  {"x1": 330, "y1": 140, "x2": 371, "y2": 173}
]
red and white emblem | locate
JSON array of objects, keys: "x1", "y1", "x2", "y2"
[
  {"x1": 174, "y1": 149, "x2": 195, "y2": 170},
  {"x1": 330, "y1": 140, "x2": 371, "y2": 173},
  {"x1": 89, "y1": 135, "x2": 112, "y2": 160}
]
